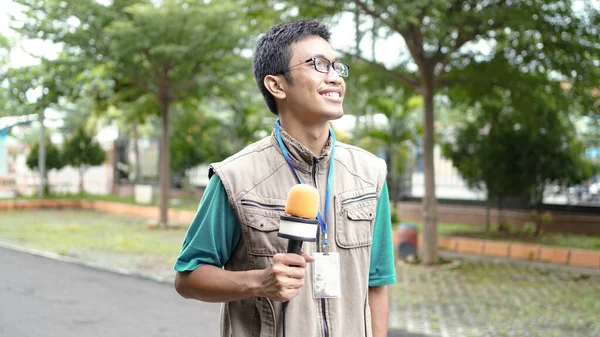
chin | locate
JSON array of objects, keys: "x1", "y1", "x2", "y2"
[{"x1": 326, "y1": 108, "x2": 344, "y2": 121}]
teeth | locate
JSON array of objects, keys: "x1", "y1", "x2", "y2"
[{"x1": 322, "y1": 92, "x2": 340, "y2": 98}]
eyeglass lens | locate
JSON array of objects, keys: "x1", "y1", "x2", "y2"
[{"x1": 314, "y1": 57, "x2": 348, "y2": 77}]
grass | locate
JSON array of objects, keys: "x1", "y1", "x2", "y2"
[
  {"x1": 0, "y1": 209, "x2": 188, "y2": 278},
  {"x1": 9, "y1": 192, "x2": 200, "y2": 211},
  {"x1": 398, "y1": 221, "x2": 600, "y2": 251}
]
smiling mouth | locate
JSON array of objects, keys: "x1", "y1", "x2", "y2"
[{"x1": 320, "y1": 92, "x2": 341, "y2": 98}]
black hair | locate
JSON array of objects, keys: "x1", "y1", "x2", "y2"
[{"x1": 253, "y1": 20, "x2": 331, "y2": 115}]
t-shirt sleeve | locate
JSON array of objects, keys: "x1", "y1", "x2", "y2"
[
  {"x1": 174, "y1": 174, "x2": 241, "y2": 272},
  {"x1": 368, "y1": 181, "x2": 397, "y2": 287}
]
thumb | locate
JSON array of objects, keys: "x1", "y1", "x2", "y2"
[{"x1": 301, "y1": 251, "x2": 315, "y2": 263}]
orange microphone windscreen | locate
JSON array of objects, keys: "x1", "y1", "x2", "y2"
[{"x1": 285, "y1": 184, "x2": 320, "y2": 219}]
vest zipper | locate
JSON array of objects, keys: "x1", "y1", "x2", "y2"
[
  {"x1": 341, "y1": 193, "x2": 377, "y2": 206},
  {"x1": 240, "y1": 200, "x2": 285, "y2": 211},
  {"x1": 312, "y1": 157, "x2": 329, "y2": 337}
]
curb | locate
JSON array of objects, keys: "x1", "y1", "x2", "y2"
[
  {"x1": 0, "y1": 241, "x2": 172, "y2": 284},
  {"x1": 0, "y1": 199, "x2": 196, "y2": 224},
  {"x1": 393, "y1": 232, "x2": 600, "y2": 270}
]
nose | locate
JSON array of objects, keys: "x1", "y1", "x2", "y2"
[{"x1": 325, "y1": 67, "x2": 343, "y2": 85}]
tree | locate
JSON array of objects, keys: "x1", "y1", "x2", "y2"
[
  {"x1": 103, "y1": 0, "x2": 258, "y2": 227},
  {"x1": 5, "y1": 57, "x2": 77, "y2": 198},
  {"x1": 278, "y1": 0, "x2": 600, "y2": 264},
  {"x1": 26, "y1": 135, "x2": 65, "y2": 195},
  {"x1": 13, "y1": 0, "x2": 275, "y2": 227},
  {"x1": 62, "y1": 126, "x2": 106, "y2": 194},
  {"x1": 353, "y1": 86, "x2": 421, "y2": 210},
  {"x1": 0, "y1": 33, "x2": 10, "y2": 114},
  {"x1": 170, "y1": 70, "x2": 272, "y2": 181},
  {"x1": 443, "y1": 73, "x2": 596, "y2": 235}
]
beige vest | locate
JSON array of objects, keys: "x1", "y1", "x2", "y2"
[{"x1": 210, "y1": 126, "x2": 387, "y2": 337}]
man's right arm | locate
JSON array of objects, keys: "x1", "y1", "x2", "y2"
[
  {"x1": 175, "y1": 253, "x2": 311, "y2": 302},
  {"x1": 173, "y1": 174, "x2": 312, "y2": 303}
]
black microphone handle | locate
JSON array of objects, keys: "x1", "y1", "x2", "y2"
[{"x1": 287, "y1": 239, "x2": 303, "y2": 255}]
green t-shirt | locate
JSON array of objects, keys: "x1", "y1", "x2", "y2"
[{"x1": 174, "y1": 175, "x2": 397, "y2": 287}]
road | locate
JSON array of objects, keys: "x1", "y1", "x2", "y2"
[
  {"x1": 0, "y1": 247, "x2": 424, "y2": 337},
  {"x1": 0, "y1": 247, "x2": 221, "y2": 337}
]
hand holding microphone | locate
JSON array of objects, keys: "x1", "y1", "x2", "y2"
[{"x1": 259, "y1": 184, "x2": 319, "y2": 302}]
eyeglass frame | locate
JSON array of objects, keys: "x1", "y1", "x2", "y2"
[{"x1": 273, "y1": 56, "x2": 350, "y2": 78}]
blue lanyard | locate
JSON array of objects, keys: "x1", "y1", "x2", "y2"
[{"x1": 275, "y1": 120, "x2": 335, "y2": 248}]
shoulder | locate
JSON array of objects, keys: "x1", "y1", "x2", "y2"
[
  {"x1": 335, "y1": 140, "x2": 387, "y2": 179},
  {"x1": 208, "y1": 135, "x2": 287, "y2": 201},
  {"x1": 209, "y1": 136, "x2": 280, "y2": 177},
  {"x1": 214, "y1": 137, "x2": 275, "y2": 169}
]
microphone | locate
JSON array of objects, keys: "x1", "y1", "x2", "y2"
[
  {"x1": 277, "y1": 184, "x2": 320, "y2": 254},
  {"x1": 277, "y1": 184, "x2": 320, "y2": 337}
]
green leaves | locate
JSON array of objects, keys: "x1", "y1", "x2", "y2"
[
  {"x1": 26, "y1": 136, "x2": 65, "y2": 172},
  {"x1": 442, "y1": 73, "x2": 595, "y2": 205},
  {"x1": 62, "y1": 126, "x2": 105, "y2": 169}
]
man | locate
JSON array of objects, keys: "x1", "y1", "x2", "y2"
[{"x1": 174, "y1": 20, "x2": 396, "y2": 337}]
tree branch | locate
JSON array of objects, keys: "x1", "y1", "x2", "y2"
[
  {"x1": 434, "y1": 76, "x2": 454, "y2": 88},
  {"x1": 354, "y1": 0, "x2": 407, "y2": 36},
  {"x1": 352, "y1": 53, "x2": 420, "y2": 90},
  {"x1": 399, "y1": 24, "x2": 428, "y2": 78}
]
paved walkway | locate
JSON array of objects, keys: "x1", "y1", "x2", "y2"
[{"x1": 388, "y1": 254, "x2": 600, "y2": 337}]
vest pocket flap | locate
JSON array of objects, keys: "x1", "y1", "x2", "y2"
[
  {"x1": 245, "y1": 213, "x2": 280, "y2": 232},
  {"x1": 346, "y1": 208, "x2": 375, "y2": 221},
  {"x1": 244, "y1": 212, "x2": 287, "y2": 256},
  {"x1": 336, "y1": 202, "x2": 377, "y2": 249}
]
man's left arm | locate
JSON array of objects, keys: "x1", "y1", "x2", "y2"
[
  {"x1": 368, "y1": 181, "x2": 397, "y2": 337},
  {"x1": 369, "y1": 285, "x2": 389, "y2": 337}
]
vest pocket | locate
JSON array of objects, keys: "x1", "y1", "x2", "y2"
[
  {"x1": 336, "y1": 193, "x2": 377, "y2": 249},
  {"x1": 242, "y1": 202, "x2": 287, "y2": 257}
]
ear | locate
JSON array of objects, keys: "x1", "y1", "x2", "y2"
[{"x1": 264, "y1": 74, "x2": 287, "y2": 100}]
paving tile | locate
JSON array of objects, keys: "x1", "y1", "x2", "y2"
[{"x1": 389, "y1": 258, "x2": 600, "y2": 337}]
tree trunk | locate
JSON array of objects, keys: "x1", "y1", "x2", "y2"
[
  {"x1": 390, "y1": 146, "x2": 399, "y2": 214},
  {"x1": 38, "y1": 107, "x2": 46, "y2": 199},
  {"x1": 497, "y1": 197, "x2": 507, "y2": 232},
  {"x1": 159, "y1": 96, "x2": 170, "y2": 228},
  {"x1": 133, "y1": 121, "x2": 141, "y2": 184},
  {"x1": 533, "y1": 186, "x2": 544, "y2": 236},
  {"x1": 485, "y1": 197, "x2": 491, "y2": 232},
  {"x1": 79, "y1": 166, "x2": 85, "y2": 194},
  {"x1": 534, "y1": 201, "x2": 542, "y2": 236},
  {"x1": 420, "y1": 74, "x2": 438, "y2": 265}
]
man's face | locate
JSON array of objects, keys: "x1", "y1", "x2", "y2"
[{"x1": 282, "y1": 36, "x2": 346, "y2": 123}]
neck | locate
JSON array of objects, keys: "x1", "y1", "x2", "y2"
[{"x1": 279, "y1": 115, "x2": 330, "y2": 157}]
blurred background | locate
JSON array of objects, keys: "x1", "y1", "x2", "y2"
[
  {"x1": 1, "y1": 0, "x2": 598, "y2": 237},
  {"x1": 1, "y1": 1, "x2": 600, "y2": 337}
]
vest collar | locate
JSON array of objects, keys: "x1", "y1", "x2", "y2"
[{"x1": 272, "y1": 125, "x2": 332, "y2": 174}]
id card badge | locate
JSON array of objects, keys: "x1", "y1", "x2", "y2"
[{"x1": 312, "y1": 252, "x2": 341, "y2": 298}]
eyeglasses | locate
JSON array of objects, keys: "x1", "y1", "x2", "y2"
[{"x1": 275, "y1": 56, "x2": 350, "y2": 78}]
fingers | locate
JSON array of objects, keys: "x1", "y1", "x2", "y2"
[
  {"x1": 273, "y1": 253, "x2": 308, "y2": 268},
  {"x1": 261, "y1": 252, "x2": 315, "y2": 301},
  {"x1": 272, "y1": 254, "x2": 307, "y2": 279}
]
